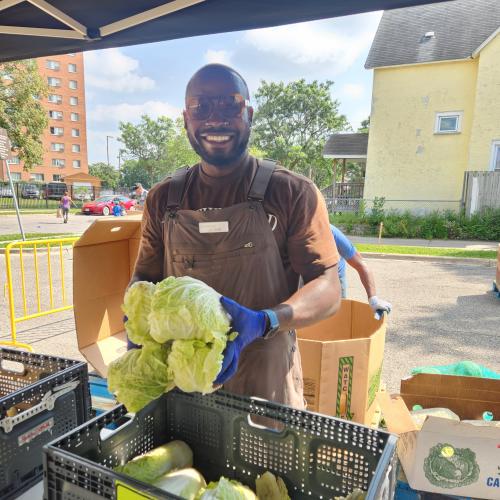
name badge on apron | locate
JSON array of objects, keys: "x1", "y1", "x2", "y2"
[{"x1": 199, "y1": 221, "x2": 229, "y2": 233}]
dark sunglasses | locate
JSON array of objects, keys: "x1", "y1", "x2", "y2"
[{"x1": 186, "y1": 93, "x2": 250, "y2": 121}]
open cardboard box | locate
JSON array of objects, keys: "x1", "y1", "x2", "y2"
[
  {"x1": 378, "y1": 374, "x2": 500, "y2": 499},
  {"x1": 297, "y1": 299, "x2": 386, "y2": 425},
  {"x1": 73, "y1": 216, "x2": 143, "y2": 377}
]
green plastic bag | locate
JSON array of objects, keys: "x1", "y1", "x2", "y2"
[{"x1": 411, "y1": 361, "x2": 500, "y2": 379}]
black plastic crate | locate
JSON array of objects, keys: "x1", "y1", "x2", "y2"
[
  {"x1": 0, "y1": 348, "x2": 91, "y2": 500},
  {"x1": 44, "y1": 390, "x2": 397, "y2": 500}
]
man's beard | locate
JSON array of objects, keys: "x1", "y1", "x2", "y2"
[{"x1": 188, "y1": 128, "x2": 251, "y2": 167}]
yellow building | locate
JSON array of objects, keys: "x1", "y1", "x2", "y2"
[{"x1": 364, "y1": 0, "x2": 500, "y2": 212}]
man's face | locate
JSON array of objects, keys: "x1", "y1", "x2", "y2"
[{"x1": 183, "y1": 70, "x2": 253, "y2": 167}]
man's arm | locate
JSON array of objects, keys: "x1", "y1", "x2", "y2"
[
  {"x1": 272, "y1": 266, "x2": 341, "y2": 330},
  {"x1": 346, "y1": 251, "x2": 376, "y2": 299}
]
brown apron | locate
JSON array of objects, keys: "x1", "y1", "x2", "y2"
[{"x1": 162, "y1": 160, "x2": 304, "y2": 409}]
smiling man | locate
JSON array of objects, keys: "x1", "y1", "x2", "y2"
[{"x1": 131, "y1": 64, "x2": 341, "y2": 408}]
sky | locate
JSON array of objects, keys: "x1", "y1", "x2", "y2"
[{"x1": 84, "y1": 10, "x2": 382, "y2": 165}]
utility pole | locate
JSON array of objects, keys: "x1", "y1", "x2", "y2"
[{"x1": 106, "y1": 135, "x2": 113, "y2": 166}]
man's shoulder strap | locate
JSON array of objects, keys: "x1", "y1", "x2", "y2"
[
  {"x1": 166, "y1": 166, "x2": 189, "y2": 210},
  {"x1": 248, "y1": 159, "x2": 277, "y2": 201}
]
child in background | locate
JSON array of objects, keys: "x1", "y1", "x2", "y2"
[{"x1": 112, "y1": 200, "x2": 122, "y2": 217}]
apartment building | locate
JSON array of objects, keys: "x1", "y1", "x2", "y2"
[{"x1": 1, "y1": 52, "x2": 88, "y2": 183}]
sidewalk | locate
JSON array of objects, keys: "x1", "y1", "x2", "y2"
[{"x1": 349, "y1": 235, "x2": 498, "y2": 251}]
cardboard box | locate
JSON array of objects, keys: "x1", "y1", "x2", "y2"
[
  {"x1": 297, "y1": 299, "x2": 386, "y2": 425},
  {"x1": 73, "y1": 217, "x2": 143, "y2": 376},
  {"x1": 378, "y1": 374, "x2": 500, "y2": 499}
]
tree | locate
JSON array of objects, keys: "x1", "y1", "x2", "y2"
[
  {"x1": 165, "y1": 118, "x2": 199, "y2": 169},
  {"x1": 119, "y1": 159, "x2": 152, "y2": 189},
  {"x1": 252, "y1": 79, "x2": 349, "y2": 188},
  {"x1": 89, "y1": 162, "x2": 120, "y2": 189},
  {"x1": 0, "y1": 60, "x2": 48, "y2": 169},
  {"x1": 358, "y1": 116, "x2": 370, "y2": 133}
]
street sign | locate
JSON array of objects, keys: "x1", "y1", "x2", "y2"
[{"x1": 0, "y1": 128, "x2": 11, "y2": 159}]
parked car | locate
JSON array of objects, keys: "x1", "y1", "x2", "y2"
[
  {"x1": 21, "y1": 184, "x2": 41, "y2": 199},
  {"x1": 81, "y1": 195, "x2": 136, "y2": 216},
  {"x1": 0, "y1": 185, "x2": 13, "y2": 198},
  {"x1": 43, "y1": 182, "x2": 68, "y2": 200}
]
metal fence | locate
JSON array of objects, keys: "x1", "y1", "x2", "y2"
[{"x1": 0, "y1": 181, "x2": 131, "y2": 210}]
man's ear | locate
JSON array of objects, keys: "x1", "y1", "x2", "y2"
[
  {"x1": 182, "y1": 110, "x2": 188, "y2": 129},
  {"x1": 247, "y1": 106, "x2": 254, "y2": 125}
]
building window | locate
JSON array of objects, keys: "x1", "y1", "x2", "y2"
[
  {"x1": 10, "y1": 172, "x2": 21, "y2": 181},
  {"x1": 72, "y1": 160, "x2": 81, "y2": 168},
  {"x1": 48, "y1": 94, "x2": 62, "y2": 104},
  {"x1": 30, "y1": 173, "x2": 44, "y2": 181},
  {"x1": 435, "y1": 111, "x2": 462, "y2": 134},
  {"x1": 51, "y1": 143, "x2": 65, "y2": 152},
  {"x1": 68, "y1": 63, "x2": 77, "y2": 73},
  {"x1": 48, "y1": 77, "x2": 61, "y2": 87},
  {"x1": 52, "y1": 159, "x2": 65, "y2": 167},
  {"x1": 69, "y1": 80, "x2": 77, "y2": 90},
  {"x1": 70, "y1": 112, "x2": 79, "y2": 122},
  {"x1": 69, "y1": 96, "x2": 78, "y2": 105},
  {"x1": 50, "y1": 127, "x2": 64, "y2": 136},
  {"x1": 46, "y1": 60, "x2": 60, "y2": 70},
  {"x1": 53, "y1": 174, "x2": 61, "y2": 181},
  {"x1": 49, "y1": 110, "x2": 63, "y2": 120},
  {"x1": 490, "y1": 141, "x2": 500, "y2": 172},
  {"x1": 71, "y1": 128, "x2": 80, "y2": 137},
  {"x1": 72, "y1": 144, "x2": 80, "y2": 153},
  {"x1": 7, "y1": 156, "x2": 20, "y2": 165}
]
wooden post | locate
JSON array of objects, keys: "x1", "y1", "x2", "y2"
[{"x1": 341, "y1": 158, "x2": 346, "y2": 183}]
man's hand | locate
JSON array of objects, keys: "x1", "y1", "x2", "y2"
[
  {"x1": 215, "y1": 296, "x2": 267, "y2": 385},
  {"x1": 368, "y1": 296, "x2": 392, "y2": 320}
]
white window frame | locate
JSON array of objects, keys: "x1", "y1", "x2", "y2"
[
  {"x1": 46, "y1": 60, "x2": 60, "y2": 71},
  {"x1": 434, "y1": 111, "x2": 463, "y2": 134},
  {"x1": 7, "y1": 157, "x2": 20, "y2": 165},
  {"x1": 72, "y1": 144, "x2": 81, "y2": 153},
  {"x1": 72, "y1": 160, "x2": 81, "y2": 169},
  {"x1": 30, "y1": 173, "x2": 44, "y2": 181},
  {"x1": 70, "y1": 112, "x2": 79, "y2": 122},
  {"x1": 72, "y1": 128, "x2": 80, "y2": 137},
  {"x1": 68, "y1": 63, "x2": 77, "y2": 73},
  {"x1": 69, "y1": 80, "x2": 78, "y2": 90},
  {"x1": 48, "y1": 94, "x2": 62, "y2": 104},
  {"x1": 490, "y1": 140, "x2": 500, "y2": 172},
  {"x1": 48, "y1": 77, "x2": 61, "y2": 87},
  {"x1": 10, "y1": 172, "x2": 22, "y2": 180},
  {"x1": 52, "y1": 159, "x2": 66, "y2": 167},
  {"x1": 49, "y1": 110, "x2": 63, "y2": 120},
  {"x1": 53, "y1": 174, "x2": 61, "y2": 181},
  {"x1": 50, "y1": 127, "x2": 64, "y2": 136},
  {"x1": 50, "y1": 143, "x2": 65, "y2": 152},
  {"x1": 69, "y1": 96, "x2": 78, "y2": 106}
]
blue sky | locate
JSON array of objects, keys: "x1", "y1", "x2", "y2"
[{"x1": 84, "y1": 11, "x2": 382, "y2": 165}]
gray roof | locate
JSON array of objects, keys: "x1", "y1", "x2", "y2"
[
  {"x1": 323, "y1": 133, "x2": 369, "y2": 158},
  {"x1": 365, "y1": 0, "x2": 500, "y2": 69}
]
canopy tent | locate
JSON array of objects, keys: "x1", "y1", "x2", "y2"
[{"x1": 0, "y1": 0, "x2": 452, "y2": 63}]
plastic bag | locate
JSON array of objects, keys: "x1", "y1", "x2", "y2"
[{"x1": 411, "y1": 361, "x2": 500, "y2": 379}]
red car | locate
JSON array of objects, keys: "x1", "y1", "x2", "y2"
[{"x1": 81, "y1": 195, "x2": 136, "y2": 216}]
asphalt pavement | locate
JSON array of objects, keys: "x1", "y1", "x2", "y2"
[{"x1": 0, "y1": 249, "x2": 498, "y2": 393}]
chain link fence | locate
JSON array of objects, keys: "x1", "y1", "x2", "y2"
[{"x1": 0, "y1": 181, "x2": 132, "y2": 210}]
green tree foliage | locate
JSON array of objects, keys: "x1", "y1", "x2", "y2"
[
  {"x1": 89, "y1": 162, "x2": 120, "y2": 189},
  {"x1": 0, "y1": 60, "x2": 48, "y2": 169},
  {"x1": 118, "y1": 116, "x2": 199, "y2": 188},
  {"x1": 358, "y1": 116, "x2": 370, "y2": 133},
  {"x1": 252, "y1": 79, "x2": 350, "y2": 188}
]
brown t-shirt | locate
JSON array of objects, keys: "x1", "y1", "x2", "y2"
[{"x1": 134, "y1": 156, "x2": 338, "y2": 295}]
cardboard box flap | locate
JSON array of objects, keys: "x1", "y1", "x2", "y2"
[
  {"x1": 377, "y1": 392, "x2": 418, "y2": 434},
  {"x1": 74, "y1": 217, "x2": 142, "y2": 248},
  {"x1": 80, "y1": 331, "x2": 128, "y2": 378},
  {"x1": 421, "y1": 416, "x2": 500, "y2": 439},
  {"x1": 401, "y1": 374, "x2": 500, "y2": 419}
]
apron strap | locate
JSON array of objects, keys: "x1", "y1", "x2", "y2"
[
  {"x1": 167, "y1": 166, "x2": 189, "y2": 211},
  {"x1": 248, "y1": 159, "x2": 277, "y2": 201}
]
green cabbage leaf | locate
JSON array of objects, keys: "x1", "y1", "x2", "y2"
[{"x1": 122, "y1": 281, "x2": 156, "y2": 345}]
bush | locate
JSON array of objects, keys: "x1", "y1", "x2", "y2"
[{"x1": 330, "y1": 207, "x2": 500, "y2": 241}]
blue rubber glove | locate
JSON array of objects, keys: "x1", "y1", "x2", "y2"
[
  {"x1": 214, "y1": 296, "x2": 268, "y2": 386},
  {"x1": 123, "y1": 315, "x2": 141, "y2": 350}
]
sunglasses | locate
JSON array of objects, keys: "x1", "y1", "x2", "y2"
[{"x1": 186, "y1": 94, "x2": 250, "y2": 121}]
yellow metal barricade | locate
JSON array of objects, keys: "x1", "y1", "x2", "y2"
[{"x1": 2, "y1": 237, "x2": 79, "y2": 351}]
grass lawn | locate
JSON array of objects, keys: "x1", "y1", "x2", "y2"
[
  {"x1": 358, "y1": 244, "x2": 497, "y2": 259},
  {"x1": 0, "y1": 233, "x2": 80, "y2": 248}
]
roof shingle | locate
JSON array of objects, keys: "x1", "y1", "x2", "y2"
[
  {"x1": 323, "y1": 133, "x2": 369, "y2": 157},
  {"x1": 365, "y1": 0, "x2": 500, "y2": 69}
]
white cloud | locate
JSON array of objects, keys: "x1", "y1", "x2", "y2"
[
  {"x1": 342, "y1": 83, "x2": 365, "y2": 99},
  {"x1": 204, "y1": 49, "x2": 233, "y2": 65},
  {"x1": 84, "y1": 48, "x2": 155, "y2": 92},
  {"x1": 88, "y1": 101, "x2": 181, "y2": 123},
  {"x1": 243, "y1": 13, "x2": 381, "y2": 74}
]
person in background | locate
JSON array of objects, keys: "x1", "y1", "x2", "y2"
[
  {"x1": 132, "y1": 183, "x2": 148, "y2": 208},
  {"x1": 112, "y1": 200, "x2": 123, "y2": 217},
  {"x1": 59, "y1": 191, "x2": 76, "y2": 224},
  {"x1": 330, "y1": 224, "x2": 392, "y2": 319}
]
